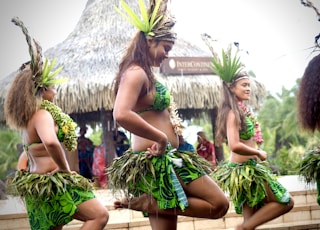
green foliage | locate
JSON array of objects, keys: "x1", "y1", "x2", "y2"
[
  {"x1": 257, "y1": 81, "x2": 320, "y2": 175},
  {"x1": 89, "y1": 128, "x2": 103, "y2": 146},
  {"x1": 0, "y1": 127, "x2": 22, "y2": 180},
  {"x1": 268, "y1": 145, "x2": 302, "y2": 175},
  {"x1": 189, "y1": 114, "x2": 213, "y2": 141}
]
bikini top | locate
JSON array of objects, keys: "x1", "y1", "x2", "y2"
[
  {"x1": 239, "y1": 116, "x2": 255, "y2": 140},
  {"x1": 24, "y1": 127, "x2": 64, "y2": 152},
  {"x1": 137, "y1": 81, "x2": 171, "y2": 114}
]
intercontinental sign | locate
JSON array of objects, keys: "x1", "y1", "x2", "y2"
[{"x1": 160, "y1": 57, "x2": 213, "y2": 75}]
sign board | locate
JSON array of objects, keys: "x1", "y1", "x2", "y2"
[{"x1": 160, "y1": 57, "x2": 213, "y2": 75}]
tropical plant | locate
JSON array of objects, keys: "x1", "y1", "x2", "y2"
[
  {"x1": 257, "y1": 79, "x2": 320, "y2": 175},
  {"x1": 0, "y1": 127, "x2": 22, "y2": 180}
]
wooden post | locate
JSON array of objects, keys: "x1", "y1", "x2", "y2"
[
  {"x1": 102, "y1": 110, "x2": 116, "y2": 167},
  {"x1": 211, "y1": 108, "x2": 225, "y2": 162}
]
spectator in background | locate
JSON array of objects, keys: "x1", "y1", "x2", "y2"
[
  {"x1": 177, "y1": 135, "x2": 195, "y2": 152},
  {"x1": 92, "y1": 137, "x2": 107, "y2": 189},
  {"x1": 113, "y1": 128, "x2": 130, "y2": 157},
  {"x1": 196, "y1": 131, "x2": 216, "y2": 167},
  {"x1": 78, "y1": 125, "x2": 94, "y2": 180}
]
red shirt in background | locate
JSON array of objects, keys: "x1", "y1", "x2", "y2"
[{"x1": 196, "y1": 140, "x2": 216, "y2": 167}]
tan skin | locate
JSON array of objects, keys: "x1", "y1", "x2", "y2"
[
  {"x1": 17, "y1": 151, "x2": 28, "y2": 171},
  {"x1": 113, "y1": 38, "x2": 229, "y2": 230},
  {"x1": 227, "y1": 79, "x2": 294, "y2": 230},
  {"x1": 22, "y1": 86, "x2": 109, "y2": 230}
]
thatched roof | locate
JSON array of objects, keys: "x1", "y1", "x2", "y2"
[{"x1": 0, "y1": 0, "x2": 267, "y2": 123}]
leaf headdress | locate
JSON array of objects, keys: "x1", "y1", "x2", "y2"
[
  {"x1": 115, "y1": 0, "x2": 176, "y2": 42},
  {"x1": 201, "y1": 33, "x2": 246, "y2": 85},
  {"x1": 11, "y1": 17, "x2": 77, "y2": 151},
  {"x1": 12, "y1": 17, "x2": 67, "y2": 92}
]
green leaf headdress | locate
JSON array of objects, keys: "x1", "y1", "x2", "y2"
[
  {"x1": 115, "y1": 0, "x2": 176, "y2": 42},
  {"x1": 201, "y1": 33, "x2": 247, "y2": 85},
  {"x1": 11, "y1": 17, "x2": 67, "y2": 92}
]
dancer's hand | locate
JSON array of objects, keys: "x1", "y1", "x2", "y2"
[
  {"x1": 47, "y1": 167, "x2": 76, "y2": 175},
  {"x1": 146, "y1": 140, "x2": 167, "y2": 158},
  {"x1": 257, "y1": 149, "x2": 267, "y2": 161}
]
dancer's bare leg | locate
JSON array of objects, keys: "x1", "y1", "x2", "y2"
[
  {"x1": 182, "y1": 175, "x2": 229, "y2": 218},
  {"x1": 235, "y1": 184, "x2": 294, "y2": 230},
  {"x1": 73, "y1": 198, "x2": 109, "y2": 230},
  {"x1": 242, "y1": 204, "x2": 257, "y2": 222},
  {"x1": 115, "y1": 175, "x2": 229, "y2": 219},
  {"x1": 149, "y1": 213, "x2": 177, "y2": 230}
]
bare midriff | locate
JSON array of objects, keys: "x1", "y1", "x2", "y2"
[
  {"x1": 26, "y1": 143, "x2": 58, "y2": 174},
  {"x1": 230, "y1": 138, "x2": 259, "y2": 163},
  {"x1": 132, "y1": 109, "x2": 178, "y2": 152}
]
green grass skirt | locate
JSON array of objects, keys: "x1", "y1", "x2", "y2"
[
  {"x1": 211, "y1": 159, "x2": 291, "y2": 214},
  {"x1": 106, "y1": 146, "x2": 212, "y2": 212},
  {"x1": 7, "y1": 171, "x2": 95, "y2": 229},
  {"x1": 297, "y1": 148, "x2": 320, "y2": 205}
]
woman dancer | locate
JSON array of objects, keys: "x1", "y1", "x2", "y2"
[
  {"x1": 203, "y1": 38, "x2": 294, "y2": 230},
  {"x1": 5, "y1": 17, "x2": 109, "y2": 230},
  {"x1": 107, "y1": 1, "x2": 229, "y2": 229},
  {"x1": 297, "y1": 53, "x2": 320, "y2": 205}
]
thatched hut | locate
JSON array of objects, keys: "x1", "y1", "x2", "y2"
[{"x1": 0, "y1": 0, "x2": 267, "y2": 163}]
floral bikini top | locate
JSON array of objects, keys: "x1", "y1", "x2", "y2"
[
  {"x1": 137, "y1": 81, "x2": 171, "y2": 114},
  {"x1": 239, "y1": 116, "x2": 255, "y2": 140}
]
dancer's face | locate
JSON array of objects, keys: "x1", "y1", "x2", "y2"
[
  {"x1": 42, "y1": 86, "x2": 57, "y2": 102},
  {"x1": 230, "y1": 78, "x2": 251, "y2": 101},
  {"x1": 148, "y1": 39, "x2": 173, "y2": 67}
]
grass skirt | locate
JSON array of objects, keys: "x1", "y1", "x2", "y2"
[
  {"x1": 106, "y1": 146, "x2": 212, "y2": 211},
  {"x1": 7, "y1": 171, "x2": 95, "y2": 229},
  {"x1": 211, "y1": 158, "x2": 291, "y2": 214},
  {"x1": 297, "y1": 148, "x2": 320, "y2": 205}
]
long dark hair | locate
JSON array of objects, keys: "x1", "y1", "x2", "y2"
[
  {"x1": 113, "y1": 31, "x2": 155, "y2": 96},
  {"x1": 215, "y1": 81, "x2": 245, "y2": 146}
]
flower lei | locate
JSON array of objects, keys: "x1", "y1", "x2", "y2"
[
  {"x1": 238, "y1": 101, "x2": 264, "y2": 145},
  {"x1": 40, "y1": 100, "x2": 78, "y2": 151},
  {"x1": 168, "y1": 96, "x2": 183, "y2": 136}
]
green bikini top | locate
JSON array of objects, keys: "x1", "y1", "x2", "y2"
[
  {"x1": 239, "y1": 116, "x2": 255, "y2": 140},
  {"x1": 24, "y1": 127, "x2": 64, "y2": 152},
  {"x1": 137, "y1": 81, "x2": 171, "y2": 114}
]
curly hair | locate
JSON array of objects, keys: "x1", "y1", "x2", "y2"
[
  {"x1": 4, "y1": 66, "x2": 42, "y2": 129},
  {"x1": 297, "y1": 53, "x2": 320, "y2": 132}
]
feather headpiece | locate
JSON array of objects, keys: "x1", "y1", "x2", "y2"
[
  {"x1": 201, "y1": 33, "x2": 247, "y2": 85},
  {"x1": 12, "y1": 17, "x2": 67, "y2": 92},
  {"x1": 115, "y1": 0, "x2": 176, "y2": 42}
]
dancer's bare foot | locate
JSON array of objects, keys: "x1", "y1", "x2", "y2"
[
  {"x1": 235, "y1": 224, "x2": 252, "y2": 230},
  {"x1": 113, "y1": 193, "x2": 157, "y2": 213}
]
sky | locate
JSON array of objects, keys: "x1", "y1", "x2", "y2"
[{"x1": 0, "y1": 0, "x2": 319, "y2": 96}]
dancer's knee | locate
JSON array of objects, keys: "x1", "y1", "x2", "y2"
[
  {"x1": 286, "y1": 198, "x2": 294, "y2": 213},
  {"x1": 95, "y1": 208, "x2": 109, "y2": 227},
  {"x1": 101, "y1": 208, "x2": 110, "y2": 226},
  {"x1": 217, "y1": 198, "x2": 229, "y2": 218},
  {"x1": 208, "y1": 197, "x2": 229, "y2": 219}
]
